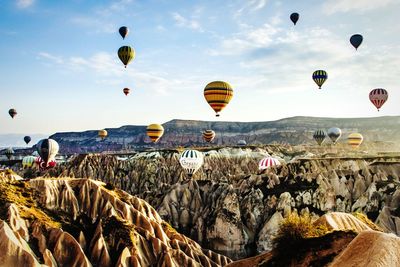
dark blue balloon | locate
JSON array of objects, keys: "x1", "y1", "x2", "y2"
[
  {"x1": 24, "y1": 136, "x2": 31, "y2": 145},
  {"x1": 350, "y1": 34, "x2": 363, "y2": 50},
  {"x1": 290, "y1": 13, "x2": 299, "y2": 25}
]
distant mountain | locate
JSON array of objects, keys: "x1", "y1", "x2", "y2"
[{"x1": 49, "y1": 116, "x2": 400, "y2": 154}]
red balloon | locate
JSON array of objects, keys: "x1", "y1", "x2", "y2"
[{"x1": 123, "y1": 88, "x2": 130, "y2": 96}]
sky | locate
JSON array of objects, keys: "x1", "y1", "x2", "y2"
[{"x1": 0, "y1": 0, "x2": 399, "y2": 137}]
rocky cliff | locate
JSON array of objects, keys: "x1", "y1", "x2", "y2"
[
  {"x1": 48, "y1": 116, "x2": 400, "y2": 153},
  {"x1": 28, "y1": 146, "x2": 400, "y2": 260},
  {"x1": 0, "y1": 170, "x2": 232, "y2": 266}
]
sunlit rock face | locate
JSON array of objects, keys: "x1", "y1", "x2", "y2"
[
  {"x1": 34, "y1": 146, "x2": 400, "y2": 260},
  {"x1": 0, "y1": 172, "x2": 232, "y2": 267}
]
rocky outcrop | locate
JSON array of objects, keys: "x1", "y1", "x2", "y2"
[
  {"x1": 0, "y1": 172, "x2": 232, "y2": 266},
  {"x1": 20, "y1": 147, "x2": 400, "y2": 260}
]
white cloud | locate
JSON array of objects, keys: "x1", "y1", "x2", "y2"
[
  {"x1": 172, "y1": 12, "x2": 203, "y2": 32},
  {"x1": 70, "y1": 16, "x2": 115, "y2": 34},
  {"x1": 235, "y1": 0, "x2": 268, "y2": 17},
  {"x1": 16, "y1": 0, "x2": 34, "y2": 8},
  {"x1": 323, "y1": 0, "x2": 397, "y2": 14},
  {"x1": 37, "y1": 52, "x2": 64, "y2": 64}
]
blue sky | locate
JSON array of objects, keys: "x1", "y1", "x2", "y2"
[{"x1": 0, "y1": 0, "x2": 399, "y2": 136}]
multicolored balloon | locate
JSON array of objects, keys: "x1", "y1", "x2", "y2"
[
  {"x1": 98, "y1": 129, "x2": 108, "y2": 140},
  {"x1": 8, "y1": 109, "x2": 17, "y2": 118},
  {"x1": 146, "y1": 124, "x2": 164, "y2": 143},
  {"x1": 24, "y1": 136, "x2": 31, "y2": 145},
  {"x1": 369, "y1": 88, "x2": 388, "y2": 111},
  {"x1": 118, "y1": 46, "x2": 135, "y2": 68},
  {"x1": 312, "y1": 70, "x2": 328, "y2": 89},
  {"x1": 348, "y1": 133, "x2": 363, "y2": 148},
  {"x1": 202, "y1": 130, "x2": 216, "y2": 143},
  {"x1": 36, "y1": 138, "x2": 59, "y2": 166},
  {"x1": 258, "y1": 156, "x2": 281, "y2": 171},
  {"x1": 22, "y1": 156, "x2": 36, "y2": 168},
  {"x1": 327, "y1": 127, "x2": 342, "y2": 144},
  {"x1": 119, "y1": 26, "x2": 129, "y2": 39},
  {"x1": 350, "y1": 34, "x2": 363, "y2": 50},
  {"x1": 290, "y1": 13, "x2": 299, "y2": 25},
  {"x1": 179, "y1": 149, "x2": 204, "y2": 177},
  {"x1": 123, "y1": 88, "x2": 130, "y2": 96},
  {"x1": 204, "y1": 81, "x2": 233, "y2": 117},
  {"x1": 313, "y1": 130, "x2": 326, "y2": 146}
]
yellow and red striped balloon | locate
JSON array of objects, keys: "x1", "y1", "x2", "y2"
[
  {"x1": 204, "y1": 81, "x2": 233, "y2": 117},
  {"x1": 348, "y1": 133, "x2": 363, "y2": 148},
  {"x1": 146, "y1": 124, "x2": 164, "y2": 143},
  {"x1": 202, "y1": 129, "x2": 216, "y2": 143}
]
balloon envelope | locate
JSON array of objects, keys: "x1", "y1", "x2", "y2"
[
  {"x1": 348, "y1": 133, "x2": 363, "y2": 148},
  {"x1": 22, "y1": 156, "x2": 36, "y2": 168},
  {"x1": 123, "y1": 88, "x2": 130, "y2": 96},
  {"x1": 290, "y1": 13, "x2": 299, "y2": 25},
  {"x1": 98, "y1": 129, "x2": 108, "y2": 140},
  {"x1": 4, "y1": 148, "x2": 14, "y2": 160},
  {"x1": 146, "y1": 124, "x2": 164, "y2": 143},
  {"x1": 36, "y1": 139, "x2": 59, "y2": 165},
  {"x1": 179, "y1": 149, "x2": 204, "y2": 177},
  {"x1": 24, "y1": 136, "x2": 31, "y2": 145},
  {"x1": 8, "y1": 109, "x2": 17, "y2": 118},
  {"x1": 119, "y1": 26, "x2": 129, "y2": 39},
  {"x1": 118, "y1": 46, "x2": 135, "y2": 68},
  {"x1": 350, "y1": 34, "x2": 363, "y2": 50},
  {"x1": 327, "y1": 128, "x2": 342, "y2": 144},
  {"x1": 204, "y1": 81, "x2": 233, "y2": 117},
  {"x1": 259, "y1": 156, "x2": 281, "y2": 171},
  {"x1": 312, "y1": 70, "x2": 328, "y2": 89},
  {"x1": 202, "y1": 130, "x2": 216, "y2": 143},
  {"x1": 369, "y1": 88, "x2": 388, "y2": 111},
  {"x1": 313, "y1": 130, "x2": 326, "y2": 146}
]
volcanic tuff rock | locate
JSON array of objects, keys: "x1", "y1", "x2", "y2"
[
  {"x1": 48, "y1": 116, "x2": 400, "y2": 153},
  {"x1": 32, "y1": 146, "x2": 400, "y2": 259},
  {"x1": 0, "y1": 170, "x2": 232, "y2": 266}
]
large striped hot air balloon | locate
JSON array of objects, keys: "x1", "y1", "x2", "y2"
[
  {"x1": 146, "y1": 124, "x2": 164, "y2": 143},
  {"x1": 313, "y1": 130, "x2": 326, "y2": 146},
  {"x1": 22, "y1": 156, "x2": 36, "y2": 168},
  {"x1": 369, "y1": 88, "x2": 388, "y2": 111},
  {"x1": 98, "y1": 129, "x2": 108, "y2": 140},
  {"x1": 258, "y1": 156, "x2": 281, "y2": 171},
  {"x1": 119, "y1": 26, "x2": 129, "y2": 39},
  {"x1": 202, "y1": 130, "x2": 216, "y2": 143},
  {"x1": 36, "y1": 139, "x2": 59, "y2": 166},
  {"x1": 118, "y1": 46, "x2": 135, "y2": 68},
  {"x1": 179, "y1": 149, "x2": 204, "y2": 178},
  {"x1": 327, "y1": 127, "x2": 342, "y2": 144},
  {"x1": 348, "y1": 133, "x2": 363, "y2": 148},
  {"x1": 204, "y1": 81, "x2": 233, "y2": 117},
  {"x1": 312, "y1": 70, "x2": 328, "y2": 89}
]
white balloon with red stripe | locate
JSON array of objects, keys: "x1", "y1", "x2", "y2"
[
  {"x1": 369, "y1": 88, "x2": 388, "y2": 111},
  {"x1": 258, "y1": 156, "x2": 281, "y2": 171}
]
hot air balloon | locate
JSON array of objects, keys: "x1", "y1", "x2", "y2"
[
  {"x1": 119, "y1": 26, "x2": 129, "y2": 39},
  {"x1": 98, "y1": 129, "x2": 108, "y2": 140},
  {"x1": 5, "y1": 148, "x2": 14, "y2": 160},
  {"x1": 22, "y1": 156, "x2": 36, "y2": 168},
  {"x1": 118, "y1": 46, "x2": 135, "y2": 68},
  {"x1": 204, "y1": 81, "x2": 233, "y2": 117},
  {"x1": 8, "y1": 109, "x2": 17, "y2": 118},
  {"x1": 24, "y1": 136, "x2": 31, "y2": 145},
  {"x1": 350, "y1": 34, "x2": 363, "y2": 50},
  {"x1": 348, "y1": 133, "x2": 363, "y2": 148},
  {"x1": 259, "y1": 156, "x2": 281, "y2": 171},
  {"x1": 179, "y1": 149, "x2": 204, "y2": 178},
  {"x1": 312, "y1": 70, "x2": 328, "y2": 89},
  {"x1": 369, "y1": 88, "x2": 388, "y2": 111},
  {"x1": 327, "y1": 127, "x2": 342, "y2": 144},
  {"x1": 313, "y1": 130, "x2": 326, "y2": 146},
  {"x1": 123, "y1": 88, "x2": 130, "y2": 96},
  {"x1": 36, "y1": 138, "x2": 59, "y2": 166},
  {"x1": 290, "y1": 13, "x2": 299, "y2": 25},
  {"x1": 202, "y1": 130, "x2": 216, "y2": 143},
  {"x1": 237, "y1": 140, "x2": 247, "y2": 146},
  {"x1": 146, "y1": 124, "x2": 164, "y2": 143}
]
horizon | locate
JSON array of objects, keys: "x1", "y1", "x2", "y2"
[{"x1": 0, "y1": 0, "x2": 399, "y2": 136}]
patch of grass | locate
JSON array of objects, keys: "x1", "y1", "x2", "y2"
[{"x1": 353, "y1": 212, "x2": 383, "y2": 232}]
